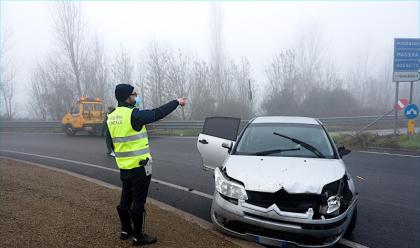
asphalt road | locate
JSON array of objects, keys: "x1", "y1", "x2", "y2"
[{"x1": 0, "y1": 132, "x2": 419, "y2": 248}]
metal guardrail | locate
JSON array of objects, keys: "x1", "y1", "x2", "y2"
[{"x1": 0, "y1": 115, "x2": 408, "y2": 134}]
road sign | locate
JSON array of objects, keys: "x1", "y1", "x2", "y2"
[
  {"x1": 393, "y1": 38, "x2": 420, "y2": 82},
  {"x1": 394, "y1": 98, "x2": 409, "y2": 110},
  {"x1": 404, "y1": 104, "x2": 418, "y2": 119}
]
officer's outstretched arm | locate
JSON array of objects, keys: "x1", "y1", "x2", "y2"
[{"x1": 132, "y1": 99, "x2": 184, "y2": 125}]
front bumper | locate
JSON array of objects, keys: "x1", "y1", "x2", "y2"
[{"x1": 211, "y1": 192, "x2": 358, "y2": 248}]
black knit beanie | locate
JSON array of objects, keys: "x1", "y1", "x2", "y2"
[{"x1": 115, "y1": 84, "x2": 134, "y2": 102}]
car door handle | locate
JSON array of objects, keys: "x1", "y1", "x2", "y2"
[{"x1": 199, "y1": 139, "x2": 208, "y2": 144}]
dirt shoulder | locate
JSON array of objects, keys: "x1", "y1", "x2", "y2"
[{"x1": 0, "y1": 158, "x2": 239, "y2": 248}]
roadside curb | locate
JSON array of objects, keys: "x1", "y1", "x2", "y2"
[{"x1": 0, "y1": 156, "x2": 263, "y2": 248}]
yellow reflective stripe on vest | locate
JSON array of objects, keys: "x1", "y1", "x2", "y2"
[
  {"x1": 114, "y1": 147, "x2": 151, "y2": 158},
  {"x1": 107, "y1": 106, "x2": 151, "y2": 170},
  {"x1": 112, "y1": 132, "x2": 148, "y2": 143}
]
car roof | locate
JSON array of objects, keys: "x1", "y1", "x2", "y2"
[{"x1": 250, "y1": 116, "x2": 320, "y2": 125}]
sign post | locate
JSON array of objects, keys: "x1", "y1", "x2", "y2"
[{"x1": 393, "y1": 38, "x2": 420, "y2": 136}]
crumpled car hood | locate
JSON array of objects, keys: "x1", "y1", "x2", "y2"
[{"x1": 224, "y1": 155, "x2": 346, "y2": 194}]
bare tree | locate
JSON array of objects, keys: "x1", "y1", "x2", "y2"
[
  {"x1": 189, "y1": 60, "x2": 215, "y2": 119},
  {"x1": 30, "y1": 57, "x2": 76, "y2": 120},
  {"x1": 235, "y1": 57, "x2": 255, "y2": 119},
  {"x1": 143, "y1": 41, "x2": 169, "y2": 107},
  {"x1": 29, "y1": 63, "x2": 52, "y2": 120},
  {"x1": 135, "y1": 55, "x2": 147, "y2": 109},
  {"x1": 1, "y1": 71, "x2": 16, "y2": 119},
  {"x1": 266, "y1": 50, "x2": 300, "y2": 95},
  {"x1": 345, "y1": 46, "x2": 373, "y2": 107},
  {"x1": 111, "y1": 45, "x2": 134, "y2": 85},
  {"x1": 53, "y1": 0, "x2": 87, "y2": 97},
  {"x1": 83, "y1": 36, "x2": 111, "y2": 105},
  {"x1": 0, "y1": 24, "x2": 10, "y2": 81},
  {"x1": 166, "y1": 48, "x2": 191, "y2": 119},
  {"x1": 262, "y1": 49, "x2": 301, "y2": 115},
  {"x1": 293, "y1": 23, "x2": 327, "y2": 99},
  {"x1": 0, "y1": 24, "x2": 17, "y2": 119},
  {"x1": 209, "y1": 2, "x2": 224, "y2": 87},
  {"x1": 209, "y1": 1, "x2": 237, "y2": 112}
]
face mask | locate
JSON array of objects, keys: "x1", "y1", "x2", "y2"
[{"x1": 134, "y1": 95, "x2": 141, "y2": 108}]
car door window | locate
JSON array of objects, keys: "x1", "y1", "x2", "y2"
[{"x1": 202, "y1": 117, "x2": 240, "y2": 141}]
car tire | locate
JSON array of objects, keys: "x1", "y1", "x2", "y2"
[
  {"x1": 64, "y1": 124, "x2": 76, "y2": 136},
  {"x1": 345, "y1": 206, "x2": 357, "y2": 236}
]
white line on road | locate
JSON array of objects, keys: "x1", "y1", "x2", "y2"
[
  {"x1": 356, "y1": 150, "x2": 420, "y2": 158},
  {"x1": 339, "y1": 239, "x2": 370, "y2": 248},
  {"x1": 0, "y1": 149, "x2": 213, "y2": 199},
  {"x1": 0, "y1": 149, "x2": 368, "y2": 248},
  {"x1": 0, "y1": 131, "x2": 64, "y2": 135}
]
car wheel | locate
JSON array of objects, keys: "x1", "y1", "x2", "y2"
[
  {"x1": 345, "y1": 206, "x2": 357, "y2": 236},
  {"x1": 64, "y1": 124, "x2": 76, "y2": 136}
]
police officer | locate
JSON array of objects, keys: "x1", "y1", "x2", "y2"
[{"x1": 107, "y1": 84, "x2": 186, "y2": 246}]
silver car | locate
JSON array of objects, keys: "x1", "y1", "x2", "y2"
[{"x1": 197, "y1": 116, "x2": 358, "y2": 247}]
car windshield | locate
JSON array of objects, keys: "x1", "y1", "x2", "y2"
[{"x1": 233, "y1": 123, "x2": 335, "y2": 159}]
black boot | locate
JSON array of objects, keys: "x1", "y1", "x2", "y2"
[
  {"x1": 131, "y1": 211, "x2": 157, "y2": 246},
  {"x1": 117, "y1": 206, "x2": 133, "y2": 240}
]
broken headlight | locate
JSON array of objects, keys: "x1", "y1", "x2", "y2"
[
  {"x1": 214, "y1": 167, "x2": 248, "y2": 200},
  {"x1": 326, "y1": 195, "x2": 341, "y2": 215},
  {"x1": 320, "y1": 178, "x2": 344, "y2": 217}
]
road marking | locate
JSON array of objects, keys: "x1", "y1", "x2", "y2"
[
  {"x1": 356, "y1": 150, "x2": 420, "y2": 158},
  {"x1": 340, "y1": 239, "x2": 369, "y2": 248},
  {"x1": 0, "y1": 149, "x2": 213, "y2": 200},
  {"x1": 0, "y1": 131, "x2": 64, "y2": 135},
  {"x1": 356, "y1": 176, "x2": 365, "y2": 180},
  {"x1": 0, "y1": 149, "x2": 368, "y2": 248}
]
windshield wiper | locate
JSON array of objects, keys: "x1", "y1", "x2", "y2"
[
  {"x1": 251, "y1": 147, "x2": 301, "y2": 156},
  {"x1": 272, "y1": 132, "x2": 326, "y2": 158}
]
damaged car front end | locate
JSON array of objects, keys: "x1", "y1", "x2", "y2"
[
  {"x1": 197, "y1": 116, "x2": 358, "y2": 247},
  {"x1": 211, "y1": 166, "x2": 358, "y2": 247}
]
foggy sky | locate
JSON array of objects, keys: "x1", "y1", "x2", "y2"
[{"x1": 1, "y1": 1, "x2": 419, "y2": 117}]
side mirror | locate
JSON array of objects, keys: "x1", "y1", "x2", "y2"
[
  {"x1": 338, "y1": 146, "x2": 351, "y2": 157},
  {"x1": 222, "y1": 142, "x2": 233, "y2": 153}
]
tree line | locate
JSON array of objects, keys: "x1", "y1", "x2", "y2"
[{"x1": 1, "y1": 1, "x2": 408, "y2": 121}]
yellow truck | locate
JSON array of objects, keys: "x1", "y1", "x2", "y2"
[{"x1": 61, "y1": 97, "x2": 106, "y2": 136}]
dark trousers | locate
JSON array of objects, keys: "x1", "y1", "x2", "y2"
[{"x1": 119, "y1": 166, "x2": 151, "y2": 215}]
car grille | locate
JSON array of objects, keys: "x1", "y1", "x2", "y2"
[{"x1": 245, "y1": 189, "x2": 321, "y2": 213}]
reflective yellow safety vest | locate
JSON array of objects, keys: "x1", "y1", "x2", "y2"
[{"x1": 107, "y1": 107, "x2": 151, "y2": 170}]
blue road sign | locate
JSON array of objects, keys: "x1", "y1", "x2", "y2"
[
  {"x1": 393, "y1": 38, "x2": 420, "y2": 82},
  {"x1": 404, "y1": 104, "x2": 418, "y2": 119}
]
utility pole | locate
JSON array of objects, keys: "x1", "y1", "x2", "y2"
[
  {"x1": 409, "y1": 81, "x2": 414, "y2": 104},
  {"x1": 394, "y1": 82, "x2": 399, "y2": 136}
]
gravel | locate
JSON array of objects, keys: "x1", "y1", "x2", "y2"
[{"x1": 0, "y1": 158, "x2": 239, "y2": 248}]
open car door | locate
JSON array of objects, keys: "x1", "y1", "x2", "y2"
[{"x1": 197, "y1": 117, "x2": 241, "y2": 171}]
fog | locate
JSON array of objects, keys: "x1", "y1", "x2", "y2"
[{"x1": 0, "y1": 1, "x2": 418, "y2": 120}]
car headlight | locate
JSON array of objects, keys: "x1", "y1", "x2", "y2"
[
  {"x1": 321, "y1": 179, "x2": 343, "y2": 216},
  {"x1": 214, "y1": 167, "x2": 248, "y2": 200},
  {"x1": 327, "y1": 195, "x2": 341, "y2": 214}
]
